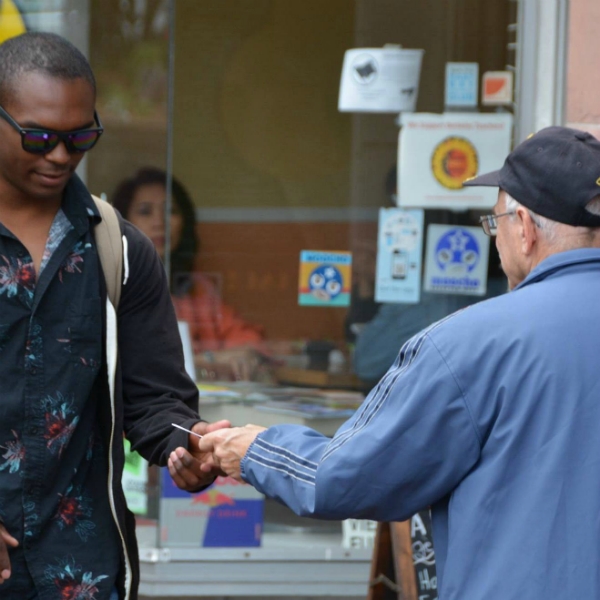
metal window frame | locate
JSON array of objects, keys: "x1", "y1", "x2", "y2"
[{"x1": 515, "y1": 0, "x2": 569, "y2": 143}]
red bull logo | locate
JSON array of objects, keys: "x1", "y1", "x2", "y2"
[{"x1": 192, "y1": 488, "x2": 235, "y2": 508}]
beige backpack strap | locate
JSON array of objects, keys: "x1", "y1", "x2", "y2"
[{"x1": 92, "y1": 195, "x2": 123, "y2": 308}]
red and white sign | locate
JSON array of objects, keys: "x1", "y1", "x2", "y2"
[{"x1": 482, "y1": 71, "x2": 513, "y2": 106}]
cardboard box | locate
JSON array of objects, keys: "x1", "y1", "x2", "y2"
[{"x1": 160, "y1": 469, "x2": 264, "y2": 547}]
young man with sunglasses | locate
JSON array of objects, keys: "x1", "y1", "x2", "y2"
[
  {"x1": 0, "y1": 32, "x2": 227, "y2": 600},
  {"x1": 199, "y1": 127, "x2": 600, "y2": 600}
]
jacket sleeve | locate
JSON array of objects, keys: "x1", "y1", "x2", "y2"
[
  {"x1": 116, "y1": 222, "x2": 201, "y2": 465},
  {"x1": 241, "y1": 329, "x2": 482, "y2": 522}
]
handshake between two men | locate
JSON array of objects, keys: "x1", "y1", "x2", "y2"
[{"x1": 168, "y1": 421, "x2": 266, "y2": 489}]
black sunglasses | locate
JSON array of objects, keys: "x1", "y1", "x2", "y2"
[{"x1": 0, "y1": 104, "x2": 104, "y2": 155}]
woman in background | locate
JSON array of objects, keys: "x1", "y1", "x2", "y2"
[{"x1": 112, "y1": 167, "x2": 265, "y2": 380}]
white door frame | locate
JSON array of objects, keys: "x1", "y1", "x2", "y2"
[{"x1": 515, "y1": 0, "x2": 569, "y2": 142}]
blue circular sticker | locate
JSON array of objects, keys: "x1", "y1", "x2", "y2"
[
  {"x1": 435, "y1": 228, "x2": 480, "y2": 273},
  {"x1": 309, "y1": 265, "x2": 343, "y2": 301}
]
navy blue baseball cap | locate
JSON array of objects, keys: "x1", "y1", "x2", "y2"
[{"x1": 463, "y1": 126, "x2": 600, "y2": 227}]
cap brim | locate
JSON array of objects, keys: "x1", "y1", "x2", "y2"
[{"x1": 462, "y1": 170, "x2": 501, "y2": 187}]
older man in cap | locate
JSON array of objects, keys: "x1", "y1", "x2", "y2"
[{"x1": 199, "y1": 127, "x2": 600, "y2": 600}]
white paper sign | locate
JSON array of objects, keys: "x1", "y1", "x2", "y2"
[
  {"x1": 398, "y1": 112, "x2": 513, "y2": 210},
  {"x1": 342, "y1": 519, "x2": 377, "y2": 549},
  {"x1": 338, "y1": 47, "x2": 424, "y2": 113},
  {"x1": 375, "y1": 208, "x2": 424, "y2": 304},
  {"x1": 424, "y1": 224, "x2": 490, "y2": 296}
]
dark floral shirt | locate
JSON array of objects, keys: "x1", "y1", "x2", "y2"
[{"x1": 0, "y1": 185, "x2": 120, "y2": 599}]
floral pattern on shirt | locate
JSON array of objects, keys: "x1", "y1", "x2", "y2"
[
  {"x1": 54, "y1": 485, "x2": 96, "y2": 541},
  {"x1": 44, "y1": 557, "x2": 108, "y2": 600},
  {"x1": 42, "y1": 393, "x2": 79, "y2": 458},
  {"x1": 0, "y1": 430, "x2": 25, "y2": 474},
  {"x1": 59, "y1": 241, "x2": 85, "y2": 282},
  {"x1": 0, "y1": 255, "x2": 35, "y2": 302},
  {"x1": 0, "y1": 183, "x2": 121, "y2": 599}
]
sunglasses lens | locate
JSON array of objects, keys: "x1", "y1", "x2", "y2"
[
  {"x1": 68, "y1": 130, "x2": 100, "y2": 152},
  {"x1": 23, "y1": 131, "x2": 59, "y2": 154}
]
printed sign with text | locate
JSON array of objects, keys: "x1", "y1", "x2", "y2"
[
  {"x1": 445, "y1": 62, "x2": 479, "y2": 107},
  {"x1": 375, "y1": 208, "x2": 424, "y2": 303},
  {"x1": 399, "y1": 112, "x2": 513, "y2": 210},
  {"x1": 298, "y1": 251, "x2": 352, "y2": 307},
  {"x1": 338, "y1": 47, "x2": 424, "y2": 113},
  {"x1": 424, "y1": 225, "x2": 489, "y2": 296}
]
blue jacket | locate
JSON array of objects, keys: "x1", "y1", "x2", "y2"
[{"x1": 242, "y1": 248, "x2": 600, "y2": 600}]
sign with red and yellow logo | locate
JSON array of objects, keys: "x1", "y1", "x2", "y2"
[
  {"x1": 431, "y1": 136, "x2": 478, "y2": 190},
  {"x1": 398, "y1": 113, "x2": 512, "y2": 210}
]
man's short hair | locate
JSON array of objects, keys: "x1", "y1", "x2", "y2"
[{"x1": 0, "y1": 32, "x2": 96, "y2": 105}]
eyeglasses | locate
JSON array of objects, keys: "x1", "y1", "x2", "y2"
[
  {"x1": 479, "y1": 211, "x2": 516, "y2": 236},
  {"x1": 0, "y1": 104, "x2": 104, "y2": 155}
]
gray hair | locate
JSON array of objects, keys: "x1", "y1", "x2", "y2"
[
  {"x1": 504, "y1": 192, "x2": 600, "y2": 248},
  {"x1": 0, "y1": 32, "x2": 95, "y2": 105}
]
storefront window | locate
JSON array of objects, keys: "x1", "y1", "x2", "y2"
[
  {"x1": 165, "y1": 0, "x2": 513, "y2": 386},
  {"x1": 150, "y1": 2, "x2": 515, "y2": 591},
  {"x1": 0, "y1": 0, "x2": 526, "y2": 594}
]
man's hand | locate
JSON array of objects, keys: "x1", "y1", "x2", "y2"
[
  {"x1": 198, "y1": 425, "x2": 266, "y2": 482},
  {"x1": 0, "y1": 524, "x2": 18, "y2": 584},
  {"x1": 168, "y1": 419, "x2": 231, "y2": 492}
]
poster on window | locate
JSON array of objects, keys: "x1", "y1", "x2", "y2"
[
  {"x1": 424, "y1": 224, "x2": 489, "y2": 296},
  {"x1": 398, "y1": 113, "x2": 512, "y2": 210},
  {"x1": 298, "y1": 251, "x2": 352, "y2": 307},
  {"x1": 375, "y1": 208, "x2": 424, "y2": 304},
  {"x1": 338, "y1": 47, "x2": 424, "y2": 113}
]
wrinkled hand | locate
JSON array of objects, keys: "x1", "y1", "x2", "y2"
[
  {"x1": 0, "y1": 524, "x2": 18, "y2": 584},
  {"x1": 198, "y1": 425, "x2": 266, "y2": 482},
  {"x1": 168, "y1": 420, "x2": 231, "y2": 492}
]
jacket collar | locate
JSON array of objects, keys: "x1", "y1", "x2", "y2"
[
  {"x1": 515, "y1": 248, "x2": 600, "y2": 291},
  {"x1": 62, "y1": 173, "x2": 100, "y2": 236}
]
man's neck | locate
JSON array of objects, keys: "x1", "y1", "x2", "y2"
[{"x1": 0, "y1": 185, "x2": 63, "y2": 223}]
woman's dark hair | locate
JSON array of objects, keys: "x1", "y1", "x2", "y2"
[{"x1": 111, "y1": 167, "x2": 199, "y2": 285}]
